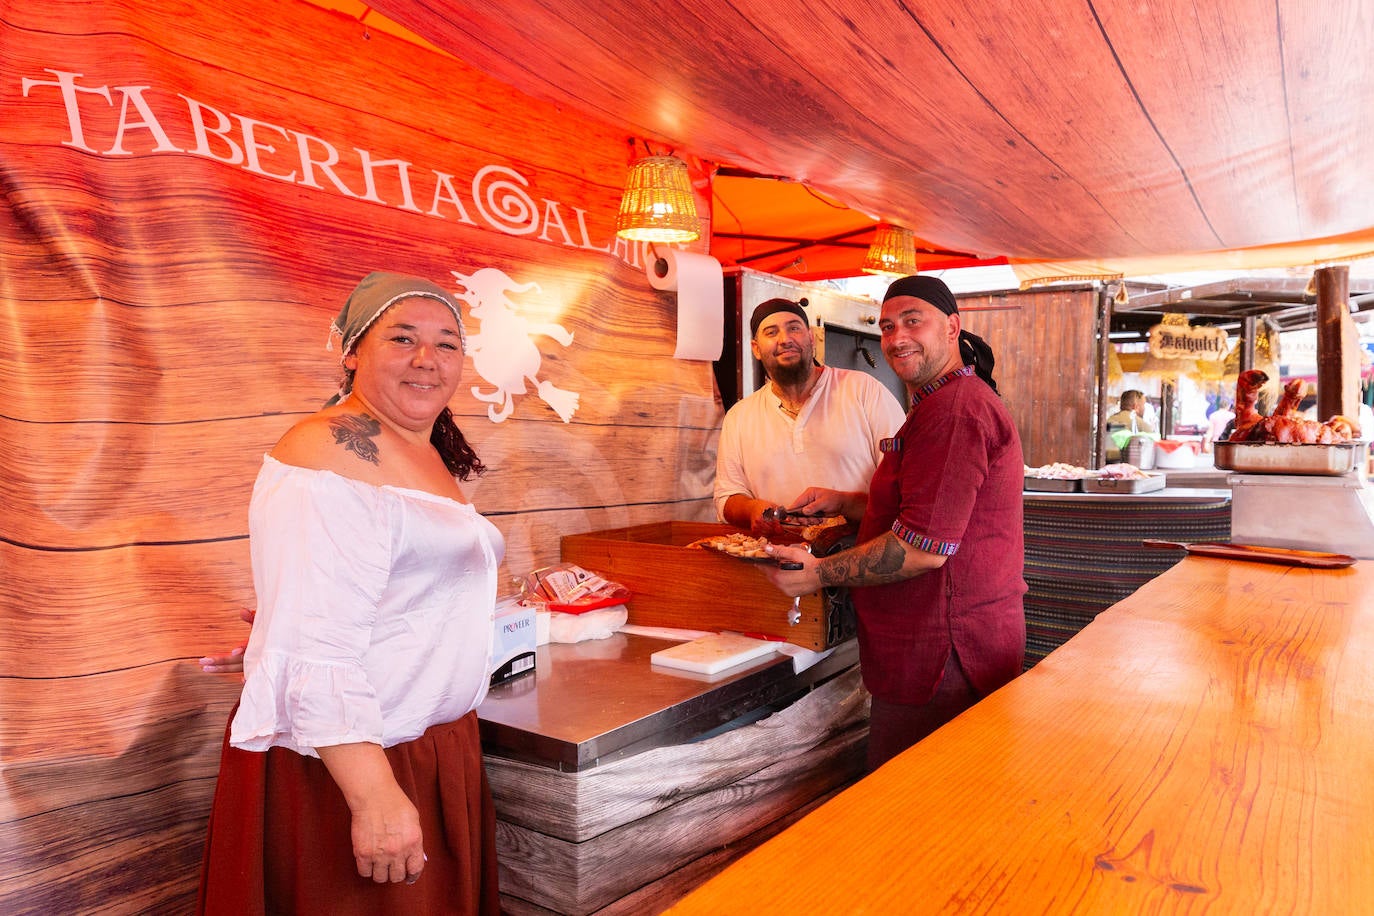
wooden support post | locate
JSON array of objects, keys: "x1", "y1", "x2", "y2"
[
  {"x1": 1314, "y1": 265, "x2": 1359, "y2": 422},
  {"x1": 1240, "y1": 316, "x2": 1256, "y2": 373},
  {"x1": 1094, "y1": 285, "x2": 1112, "y2": 468},
  {"x1": 1160, "y1": 378, "x2": 1176, "y2": 438}
]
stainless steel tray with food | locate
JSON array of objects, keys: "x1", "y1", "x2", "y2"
[
  {"x1": 1023, "y1": 476, "x2": 1081, "y2": 492},
  {"x1": 1213, "y1": 440, "x2": 1366, "y2": 476},
  {"x1": 1080, "y1": 473, "x2": 1166, "y2": 494}
]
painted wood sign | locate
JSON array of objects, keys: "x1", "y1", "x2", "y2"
[{"x1": 0, "y1": 0, "x2": 717, "y2": 909}]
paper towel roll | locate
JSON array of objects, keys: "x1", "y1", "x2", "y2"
[{"x1": 648, "y1": 249, "x2": 724, "y2": 361}]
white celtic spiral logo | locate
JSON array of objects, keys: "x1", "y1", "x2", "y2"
[{"x1": 472, "y1": 165, "x2": 538, "y2": 236}]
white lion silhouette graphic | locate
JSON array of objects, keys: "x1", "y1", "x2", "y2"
[{"x1": 451, "y1": 267, "x2": 579, "y2": 423}]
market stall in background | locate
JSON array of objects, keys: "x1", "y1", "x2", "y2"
[{"x1": 1106, "y1": 274, "x2": 1374, "y2": 473}]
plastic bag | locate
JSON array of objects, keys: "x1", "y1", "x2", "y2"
[{"x1": 519, "y1": 563, "x2": 632, "y2": 615}]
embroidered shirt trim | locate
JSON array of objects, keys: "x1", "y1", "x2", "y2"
[
  {"x1": 910, "y1": 364, "x2": 973, "y2": 408},
  {"x1": 892, "y1": 520, "x2": 960, "y2": 556}
]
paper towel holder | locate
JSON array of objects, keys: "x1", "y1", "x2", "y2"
[{"x1": 649, "y1": 244, "x2": 672, "y2": 282}]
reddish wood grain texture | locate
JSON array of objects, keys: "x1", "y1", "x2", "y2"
[
  {"x1": 363, "y1": 0, "x2": 1374, "y2": 260},
  {"x1": 0, "y1": 1, "x2": 717, "y2": 911},
  {"x1": 670, "y1": 558, "x2": 1374, "y2": 914}
]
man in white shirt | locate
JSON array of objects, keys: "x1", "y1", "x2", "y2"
[{"x1": 715, "y1": 298, "x2": 907, "y2": 536}]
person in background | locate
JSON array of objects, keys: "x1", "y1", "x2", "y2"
[
  {"x1": 764, "y1": 275, "x2": 1026, "y2": 771},
  {"x1": 1105, "y1": 389, "x2": 1157, "y2": 434},
  {"x1": 1297, "y1": 392, "x2": 1318, "y2": 419},
  {"x1": 198, "y1": 272, "x2": 502, "y2": 915},
  {"x1": 1105, "y1": 389, "x2": 1158, "y2": 460},
  {"x1": 715, "y1": 297, "x2": 907, "y2": 537},
  {"x1": 1204, "y1": 397, "x2": 1236, "y2": 451}
]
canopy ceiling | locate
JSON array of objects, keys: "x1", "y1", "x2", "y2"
[{"x1": 311, "y1": 0, "x2": 1374, "y2": 283}]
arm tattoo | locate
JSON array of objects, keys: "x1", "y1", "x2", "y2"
[
  {"x1": 329, "y1": 413, "x2": 383, "y2": 465},
  {"x1": 817, "y1": 533, "x2": 911, "y2": 587}
]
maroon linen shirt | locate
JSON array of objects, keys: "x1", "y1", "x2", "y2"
[{"x1": 853, "y1": 367, "x2": 1026, "y2": 705}]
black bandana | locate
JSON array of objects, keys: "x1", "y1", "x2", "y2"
[
  {"x1": 749, "y1": 297, "x2": 809, "y2": 337},
  {"x1": 882, "y1": 275, "x2": 958, "y2": 316},
  {"x1": 882, "y1": 275, "x2": 999, "y2": 393}
]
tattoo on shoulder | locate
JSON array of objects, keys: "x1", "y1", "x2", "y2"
[
  {"x1": 329, "y1": 413, "x2": 382, "y2": 465},
  {"x1": 818, "y1": 534, "x2": 908, "y2": 587}
]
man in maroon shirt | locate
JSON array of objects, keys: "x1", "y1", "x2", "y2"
[{"x1": 766, "y1": 275, "x2": 1026, "y2": 771}]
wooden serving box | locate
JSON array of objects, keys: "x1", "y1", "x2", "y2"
[{"x1": 561, "y1": 521, "x2": 843, "y2": 650}]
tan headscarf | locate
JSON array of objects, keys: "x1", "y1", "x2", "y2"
[{"x1": 325, "y1": 271, "x2": 467, "y2": 405}]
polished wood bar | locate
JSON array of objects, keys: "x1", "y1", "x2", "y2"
[{"x1": 667, "y1": 557, "x2": 1374, "y2": 913}]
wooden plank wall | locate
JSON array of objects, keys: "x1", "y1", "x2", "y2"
[
  {"x1": 0, "y1": 2, "x2": 717, "y2": 912},
  {"x1": 956, "y1": 286, "x2": 1101, "y2": 468}
]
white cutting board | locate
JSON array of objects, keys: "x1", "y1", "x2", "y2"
[{"x1": 650, "y1": 633, "x2": 779, "y2": 675}]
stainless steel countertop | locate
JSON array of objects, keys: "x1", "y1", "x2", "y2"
[{"x1": 477, "y1": 633, "x2": 859, "y2": 772}]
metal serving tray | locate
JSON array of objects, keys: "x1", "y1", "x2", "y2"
[
  {"x1": 1023, "y1": 476, "x2": 1081, "y2": 492},
  {"x1": 1080, "y1": 473, "x2": 1166, "y2": 494},
  {"x1": 1213, "y1": 440, "x2": 1365, "y2": 476}
]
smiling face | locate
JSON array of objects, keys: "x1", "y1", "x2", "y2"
[
  {"x1": 343, "y1": 296, "x2": 465, "y2": 433},
  {"x1": 879, "y1": 295, "x2": 963, "y2": 393},
  {"x1": 751, "y1": 311, "x2": 815, "y2": 386}
]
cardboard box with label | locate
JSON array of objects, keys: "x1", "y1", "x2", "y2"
[{"x1": 490, "y1": 597, "x2": 537, "y2": 686}]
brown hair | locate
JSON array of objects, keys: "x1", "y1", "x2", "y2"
[{"x1": 431, "y1": 408, "x2": 485, "y2": 480}]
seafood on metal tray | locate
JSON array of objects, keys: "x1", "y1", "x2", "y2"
[
  {"x1": 1024, "y1": 462, "x2": 1091, "y2": 479},
  {"x1": 1229, "y1": 369, "x2": 1359, "y2": 444}
]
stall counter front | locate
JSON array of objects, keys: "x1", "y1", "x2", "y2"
[
  {"x1": 666, "y1": 555, "x2": 1374, "y2": 914},
  {"x1": 1023, "y1": 487, "x2": 1231, "y2": 665},
  {"x1": 477, "y1": 634, "x2": 865, "y2": 915}
]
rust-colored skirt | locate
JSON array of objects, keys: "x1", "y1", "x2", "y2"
[{"x1": 197, "y1": 709, "x2": 498, "y2": 916}]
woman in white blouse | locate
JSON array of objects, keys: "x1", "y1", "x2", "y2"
[{"x1": 198, "y1": 272, "x2": 503, "y2": 915}]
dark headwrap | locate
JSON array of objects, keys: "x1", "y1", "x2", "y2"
[
  {"x1": 749, "y1": 297, "x2": 809, "y2": 338},
  {"x1": 883, "y1": 275, "x2": 999, "y2": 393},
  {"x1": 326, "y1": 271, "x2": 468, "y2": 405}
]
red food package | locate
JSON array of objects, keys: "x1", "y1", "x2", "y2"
[{"x1": 520, "y1": 563, "x2": 632, "y2": 615}]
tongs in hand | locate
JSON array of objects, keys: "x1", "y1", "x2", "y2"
[{"x1": 762, "y1": 506, "x2": 822, "y2": 526}]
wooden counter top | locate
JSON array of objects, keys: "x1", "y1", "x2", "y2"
[{"x1": 667, "y1": 557, "x2": 1374, "y2": 914}]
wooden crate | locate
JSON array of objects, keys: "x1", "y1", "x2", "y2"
[{"x1": 561, "y1": 521, "x2": 842, "y2": 650}]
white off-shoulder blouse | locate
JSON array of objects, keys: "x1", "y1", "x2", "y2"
[{"x1": 230, "y1": 456, "x2": 504, "y2": 757}]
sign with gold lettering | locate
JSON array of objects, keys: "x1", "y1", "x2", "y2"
[{"x1": 1148, "y1": 323, "x2": 1229, "y2": 361}]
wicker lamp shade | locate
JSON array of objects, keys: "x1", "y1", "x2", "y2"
[
  {"x1": 615, "y1": 155, "x2": 700, "y2": 242},
  {"x1": 861, "y1": 223, "x2": 919, "y2": 276}
]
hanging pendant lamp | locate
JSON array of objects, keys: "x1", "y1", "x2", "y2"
[
  {"x1": 861, "y1": 223, "x2": 919, "y2": 276},
  {"x1": 615, "y1": 155, "x2": 700, "y2": 242}
]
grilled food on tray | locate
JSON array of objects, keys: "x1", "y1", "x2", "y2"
[
  {"x1": 686, "y1": 532, "x2": 772, "y2": 558},
  {"x1": 1024, "y1": 462, "x2": 1091, "y2": 479},
  {"x1": 1096, "y1": 463, "x2": 1148, "y2": 480},
  {"x1": 796, "y1": 515, "x2": 846, "y2": 541},
  {"x1": 1230, "y1": 370, "x2": 1359, "y2": 444}
]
